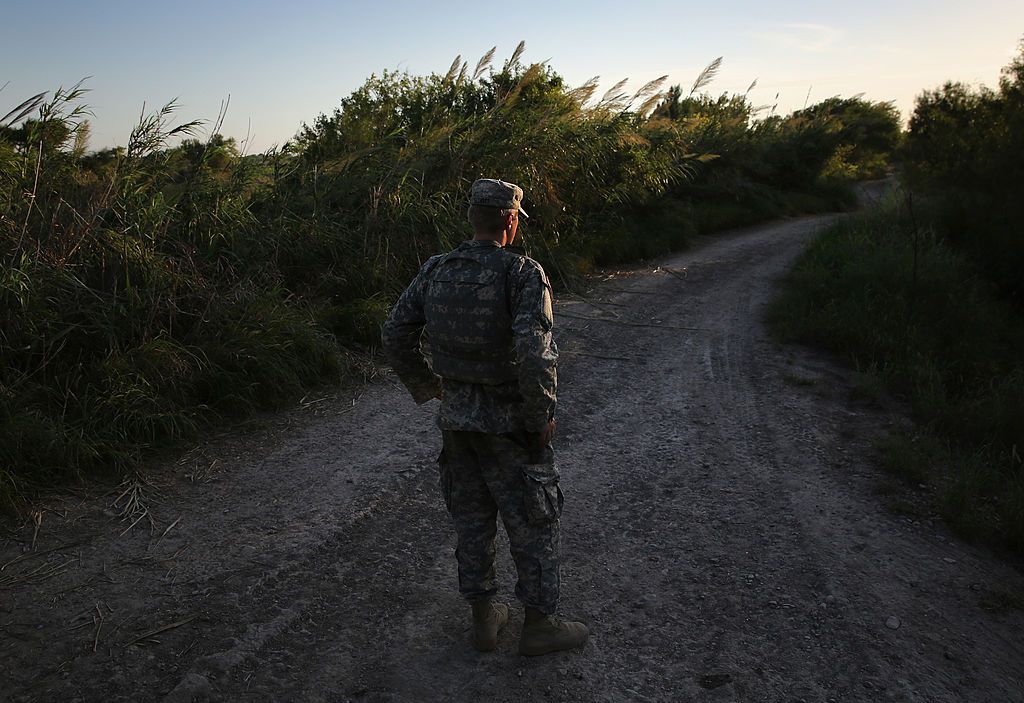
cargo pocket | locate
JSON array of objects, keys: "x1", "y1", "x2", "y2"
[
  {"x1": 437, "y1": 449, "x2": 454, "y2": 514},
  {"x1": 522, "y1": 463, "x2": 564, "y2": 525}
]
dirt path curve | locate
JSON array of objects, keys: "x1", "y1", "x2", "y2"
[{"x1": 3, "y1": 213, "x2": 1023, "y2": 702}]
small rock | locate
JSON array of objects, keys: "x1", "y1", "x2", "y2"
[{"x1": 886, "y1": 616, "x2": 901, "y2": 630}]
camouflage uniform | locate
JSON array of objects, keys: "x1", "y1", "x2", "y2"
[{"x1": 382, "y1": 213, "x2": 563, "y2": 614}]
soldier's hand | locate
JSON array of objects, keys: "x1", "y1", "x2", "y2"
[
  {"x1": 524, "y1": 421, "x2": 556, "y2": 462},
  {"x1": 537, "y1": 419, "x2": 556, "y2": 448}
]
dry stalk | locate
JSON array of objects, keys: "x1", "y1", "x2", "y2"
[
  {"x1": 112, "y1": 474, "x2": 160, "y2": 535},
  {"x1": 177, "y1": 638, "x2": 198, "y2": 658},
  {"x1": 125, "y1": 614, "x2": 198, "y2": 647},
  {"x1": 185, "y1": 458, "x2": 219, "y2": 484},
  {"x1": 0, "y1": 556, "x2": 77, "y2": 589},
  {"x1": 118, "y1": 512, "x2": 149, "y2": 538},
  {"x1": 92, "y1": 602, "x2": 105, "y2": 653},
  {"x1": 1, "y1": 540, "x2": 82, "y2": 572},
  {"x1": 12, "y1": 140, "x2": 43, "y2": 263},
  {"x1": 155, "y1": 516, "x2": 181, "y2": 546},
  {"x1": 30, "y1": 510, "x2": 42, "y2": 552}
]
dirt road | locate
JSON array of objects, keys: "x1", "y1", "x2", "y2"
[{"x1": 2, "y1": 214, "x2": 1023, "y2": 702}]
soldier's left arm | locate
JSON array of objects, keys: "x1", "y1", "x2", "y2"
[
  {"x1": 381, "y1": 259, "x2": 443, "y2": 404},
  {"x1": 510, "y1": 258, "x2": 558, "y2": 431}
]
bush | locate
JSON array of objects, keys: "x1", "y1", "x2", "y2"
[
  {"x1": 769, "y1": 201, "x2": 1024, "y2": 552},
  {"x1": 902, "y1": 43, "x2": 1024, "y2": 305}
]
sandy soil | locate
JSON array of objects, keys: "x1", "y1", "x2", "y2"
[{"x1": 2, "y1": 212, "x2": 1023, "y2": 703}]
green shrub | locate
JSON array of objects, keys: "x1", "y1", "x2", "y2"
[
  {"x1": 902, "y1": 42, "x2": 1024, "y2": 305},
  {"x1": 769, "y1": 201, "x2": 1024, "y2": 552}
]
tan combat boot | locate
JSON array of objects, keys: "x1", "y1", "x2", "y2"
[
  {"x1": 519, "y1": 607, "x2": 590, "y2": 656},
  {"x1": 470, "y1": 600, "x2": 510, "y2": 652}
]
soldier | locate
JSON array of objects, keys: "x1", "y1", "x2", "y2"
[{"x1": 381, "y1": 178, "x2": 589, "y2": 656}]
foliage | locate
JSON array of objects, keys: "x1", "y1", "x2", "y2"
[
  {"x1": 285, "y1": 55, "x2": 698, "y2": 294},
  {"x1": 769, "y1": 43, "x2": 1024, "y2": 555},
  {"x1": 653, "y1": 90, "x2": 900, "y2": 187},
  {"x1": 902, "y1": 42, "x2": 1024, "y2": 305},
  {"x1": 769, "y1": 201, "x2": 1024, "y2": 552},
  {"x1": 0, "y1": 46, "x2": 884, "y2": 508},
  {"x1": 0, "y1": 88, "x2": 344, "y2": 505}
]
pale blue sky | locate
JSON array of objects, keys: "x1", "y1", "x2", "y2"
[{"x1": 2, "y1": 1, "x2": 1022, "y2": 151}]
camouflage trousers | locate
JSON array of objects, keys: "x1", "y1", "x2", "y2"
[{"x1": 438, "y1": 430, "x2": 563, "y2": 614}]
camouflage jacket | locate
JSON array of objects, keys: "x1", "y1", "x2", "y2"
[{"x1": 381, "y1": 239, "x2": 557, "y2": 433}]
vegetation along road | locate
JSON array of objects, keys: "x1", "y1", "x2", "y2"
[{"x1": 2, "y1": 212, "x2": 1022, "y2": 702}]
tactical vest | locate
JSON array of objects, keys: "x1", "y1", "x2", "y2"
[{"x1": 424, "y1": 245, "x2": 520, "y2": 385}]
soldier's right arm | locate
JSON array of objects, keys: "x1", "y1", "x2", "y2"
[{"x1": 381, "y1": 257, "x2": 443, "y2": 404}]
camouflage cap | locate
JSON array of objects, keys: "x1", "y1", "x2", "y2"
[{"x1": 469, "y1": 178, "x2": 529, "y2": 218}]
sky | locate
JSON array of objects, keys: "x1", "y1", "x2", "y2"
[{"x1": 2, "y1": 0, "x2": 1022, "y2": 152}]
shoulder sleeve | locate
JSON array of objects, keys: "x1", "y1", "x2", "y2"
[
  {"x1": 509, "y1": 256, "x2": 557, "y2": 431},
  {"x1": 380, "y1": 256, "x2": 444, "y2": 404}
]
